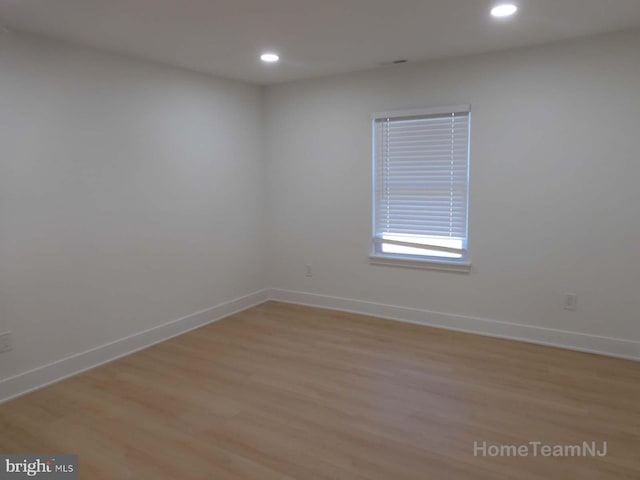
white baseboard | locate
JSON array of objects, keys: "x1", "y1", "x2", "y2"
[
  {"x1": 0, "y1": 289, "x2": 270, "y2": 404},
  {"x1": 3, "y1": 287, "x2": 637, "y2": 404},
  {"x1": 268, "y1": 288, "x2": 640, "y2": 362}
]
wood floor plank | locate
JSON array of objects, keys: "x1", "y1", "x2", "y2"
[{"x1": 1, "y1": 301, "x2": 638, "y2": 479}]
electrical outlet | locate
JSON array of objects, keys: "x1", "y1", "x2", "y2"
[
  {"x1": 0, "y1": 332, "x2": 12, "y2": 353},
  {"x1": 563, "y1": 293, "x2": 578, "y2": 311},
  {"x1": 305, "y1": 265, "x2": 313, "y2": 277}
]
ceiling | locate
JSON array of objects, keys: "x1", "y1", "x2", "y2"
[{"x1": 1, "y1": 0, "x2": 640, "y2": 85}]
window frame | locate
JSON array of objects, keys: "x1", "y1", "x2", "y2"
[{"x1": 370, "y1": 105, "x2": 472, "y2": 273}]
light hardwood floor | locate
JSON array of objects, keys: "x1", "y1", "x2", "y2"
[{"x1": 1, "y1": 301, "x2": 639, "y2": 479}]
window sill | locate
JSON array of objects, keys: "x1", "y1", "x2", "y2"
[{"x1": 368, "y1": 254, "x2": 472, "y2": 273}]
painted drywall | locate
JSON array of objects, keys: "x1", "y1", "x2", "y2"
[
  {"x1": 2, "y1": 27, "x2": 639, "y2": 394},
  {"x1": 264, "y1": 29, "x2": 640, "y2": 343},
  {"x1": 0, "y1": 31, "x2": 266, "y2": 383}
]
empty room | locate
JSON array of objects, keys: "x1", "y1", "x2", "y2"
[{"x1": 0, "y1": 1, "x2": 639, "y2": 478}]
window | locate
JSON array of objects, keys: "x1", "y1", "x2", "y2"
[{"x1": 372, "y1": 105, "x2": 471, "y2": 269}]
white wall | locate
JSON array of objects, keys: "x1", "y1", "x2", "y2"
[
  {"x1": 0, "y1": 32, "x2": 266, "y2": 383},
  {"x1": 265, "y1": 29, "x2": 640, "y2": 345},
  {"x1": 1, "y1": 28, "x2": 639, "y2": 393}
]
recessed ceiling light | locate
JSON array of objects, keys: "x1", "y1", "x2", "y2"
[
  {"x1": 260, "y1": 53, "x2": 280, "y2": 63},
  {"x1": 491, "y1": 4, "x2": 518, "y2": 18}
]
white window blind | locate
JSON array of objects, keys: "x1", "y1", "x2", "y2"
[{"x1": 373, "y1": 106, "x2": 470, "y2": 261}]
